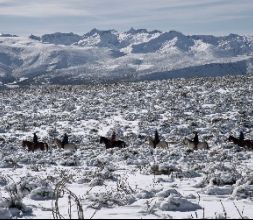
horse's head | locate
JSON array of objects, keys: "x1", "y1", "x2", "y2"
[
  {"x1": 100, "y1": 136, "x2": 105, "y2": 144},
  {"x1": 228, "y1": 135, "x2": 234, "y2": 142},
  {"x1": 53, "y1": 139, "x2": 63, "y2": 149},
  {"x1": 51, "y1": 139, "x2": 56, "y2": 147},
  {"x1": 182, "y1": 138, "x2": 188, "y2": 145},
  {"x1": 22, "y1": 140, "x2": 30, "y2": 148},
  {"x1": 147, "y1": 136, "x2": 155, "y2": 147}
]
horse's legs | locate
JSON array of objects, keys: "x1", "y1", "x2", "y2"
[
  {"x1": 33, "y1": 143, "x2": 36, "y2": 152},
  {"x1": 106, "y1": 144, "x2": 111, "y2": 149},
  {"x1": 194, "y1": 142, "x2": 198, "y2": 150}
]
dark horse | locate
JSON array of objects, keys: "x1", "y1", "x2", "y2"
[
  {"x1": 22, "y1": 140, "x2": 48, "y2": 152},
  {"x1": 228, "y1": 135, "x2": 253, "y2": 150},
  {"x1": 100, "y1": 136, "x2": 126, "y2": 149}
]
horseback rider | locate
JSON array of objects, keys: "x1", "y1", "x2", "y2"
[
  {"x1": 62, "y1": 133, "x2": 69, "y2": 147},
  {"x1": 111, "y1": 131, "x2": 116, "y2": 143},
  {"x1": 239, "y1": 131, "x2": 244, "y2": 144},
  {"x1": 154, "y1": 130, "x2": 160, "y2": 146},
  {"x1": 33, "y1": 133, "x2": 38, "y2": 144},
  {"x1": 193, "y1": 132, "x2": 199, "y2": 149}
]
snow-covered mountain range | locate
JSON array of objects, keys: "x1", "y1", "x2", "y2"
[{"x1": 0, "y1": 29, "x2": 253, "y2": 85}]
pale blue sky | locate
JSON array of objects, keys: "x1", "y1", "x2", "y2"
[{"x1": 0, "y1": 0, "x2": 252, "y2": 36}]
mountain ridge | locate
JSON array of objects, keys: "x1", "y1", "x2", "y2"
[{"x1": 0, "y1": 29, "x2": 253, "y2": 86}]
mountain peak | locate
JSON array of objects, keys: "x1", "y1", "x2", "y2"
[
  {"x1": 86, "y1": 28, "x2": 117, "y2": 37},
  {"x1": 126, "y1": 28, "x2": 162, "y2": 35},
  {"x1": 0, "y1": 33, "x2": 18, "y2": 37},
  {"x1": 0, "y1": 29, "x2": 252, "y2": 86},
  {"x1": 29, "y1": 34, "x2": 41, "y2": 41},
  {"x1": 127, "y1": 28, "x2": 149, "y2": 34},
  {"x1": 168, "y1": 30, "x2": 185, "y2": 37},
  {"x1": 41, "y1": 32, "x2": 82, "y2": 45}
]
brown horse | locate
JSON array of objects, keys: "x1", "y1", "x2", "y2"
[
  {"x1": 148, "y1": 137, "x2": 168, "y2": 149},
  {"x1": 228, "y1": 135, "x2": 253, "y2": 150},
  {"x1": 53, "y1": 139, "x2": 64, "y2": 149},
  {"x1": 53, "y1": 139, "x2": 77, "y2": 151},
  {"x1": 183, "y1": 138, "x2": 209, "y2": 150},
  {"x1": 100, "y1": 136, "x2": 126, "y2": 149},
  {"x1": 22, "y1": 140, "x2": 48, "y2": 152}
]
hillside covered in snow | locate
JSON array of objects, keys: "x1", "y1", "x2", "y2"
[
  {"x1": 0, "y1": 29, "x2": 253, "y2": 85},
  {"x1": 1, "y1": 76, "x2": 253, "y2": 218}
]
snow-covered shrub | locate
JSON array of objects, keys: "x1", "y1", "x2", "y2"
[
  {"x1": 232, "y1": 184, "x2": 253, "y2": 199},
  {"x1": 172, "y1": 170, "x2": 201, "y2": 179},
  {"x1": 149, "y1": 196, "x2": 202, "y2": 212},
  {"x1": 159, "y1": 197, "x2": 202, "y2": 212},
  {"x1": 135, "y1": 190, "x2": 155, "y2": 200},
  {"x1": 0, "y1": 208, "x2": 12, "y2": 219},
  {"x1": 204, "y1": 186, "x2": 233, "y2": 196},
  {"x1": 60, "y1": 158, "x2": 79, "y2": 167},
  {"x1": 0, "y1": 195, "x2": 12, "y2": 219},
  {"x1": 211, "y1": 173, "x2": 239, "y2": 186},
  {"x1": 0, "y1": 158, "x2": 22, "y2": 169},
  {"x1": 4, "y1": 183, "x2": 32, "y2": 217},
  {"x1": 30, "y1": 186, "x2": 55, "y2": 200},
  {"x1": 76, "y1": 176, "x2": 91, "y2": 184},
  {"x1": 156, "y1": 189, "x2": 182, "y2": 198},
  {"x1": 0, "y1": 176, "x2": 8, "y2": 187},
  {"x1": 17, "y1": 178, "x2": 41, "y2": 197},
  {"x1": 87, "y1": 190, "x2": 136, "y2": 209},
  {"x1": 150, "y1": 163, "x2": 179, "y2": 175},
  {"x1": 89, "y1": 177, "x2": 104, "y2": 187}
]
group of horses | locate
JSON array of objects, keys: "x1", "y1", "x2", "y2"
[
  {"x1": 99, "y1": 131, "x2": 210, "y2": 150},
  {"x1": 21, "y1": 132, "x2": 253, "y2": 153},
  {"x1": 22, "y1": 138, "x2": 77, "y2": 152},
  {"x1": 100, "y1": 133, "x2": 253, "y2": 151}
]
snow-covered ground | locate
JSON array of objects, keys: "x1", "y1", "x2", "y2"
[{"x1": 0, "y1": 75, "x2": 253, "y2": 219}]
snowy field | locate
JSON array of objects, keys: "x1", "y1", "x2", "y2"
[{"x1": 0, "y1": 75, "x2": 253, "y2": 219}]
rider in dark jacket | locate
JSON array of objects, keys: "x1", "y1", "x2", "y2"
[
  {"x1": 33, "y1": 133, "x2": 38, "y2": 144},
  {"x1": 62, "y1": 133, "x2": 69, "y2": 147},
  {"x1": 111, "y1": 131, "x2": 116, "y2": 143},
  {"x1": 154, "y1": 130, "x2": 160, "y2": 146},
  {"x1": 193, "y1": 132, "x2": 199, "y2": 149},
  {"x1": 239, "y1": 131, "x2": 244, "y2": 143}
]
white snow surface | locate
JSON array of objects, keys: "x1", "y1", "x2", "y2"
[
  {"x1": 0, "y1": 75, "x2": 253, "y2": 219},
  {"x1": 0, "y1": 29, "x2": 253, "y2": 85}
]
